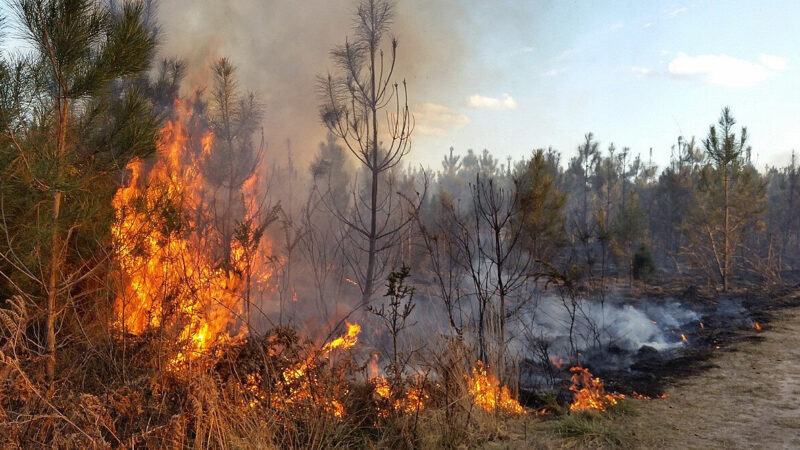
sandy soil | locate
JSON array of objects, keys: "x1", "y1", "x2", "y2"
[
  {"x1": 627, "y1": 307, "x2": 800, "y2": 449},
  {"x1": 493, "y1": 305, "x2": 800, "y2": 449}
]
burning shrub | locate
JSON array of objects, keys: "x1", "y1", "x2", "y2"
[{"x1": 112, "y1": 99, "x2": 273, "y2": 369}]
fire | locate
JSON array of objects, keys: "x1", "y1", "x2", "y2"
[
  {"x1": 111, "y1": 100, "x2": 271, "y2": 366},
  {"x1": 466, "y1": 361, "x2": 525, "y2": 415},
  {"x1": 373, "y1": 376, "x2": 428, "y2": 416},
  {"x1": 631, "y1": 391, "x2": 668, "y2": 400},
  {"x1": 549, "y1": 355, "x2": 566, "y2": 369},
  {"x1": 568, "y1": 366, "x2": 624, "y2": 412},
  {"x1": 754, "y1": 321, "x2": 762, "y2": 331},
  {"x1": 368, "y1": 353, "x2": 379, "y2": 379},
  {"x1": 681, "y1": 333, "x2": 688, "y2": 343},
  {"x1": 700, "y1": 322, "x2": 705, "y2": 329},
  {"x1": 322, "y1": 322, "x2": 361, "y2": 352},
  {"x1": 269, "y1": 322, "x2": 362, "y2": 417}
]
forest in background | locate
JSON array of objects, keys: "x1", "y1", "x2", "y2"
[{"x1": 0, "y1": 0, "x2": 798, "y2": 448}]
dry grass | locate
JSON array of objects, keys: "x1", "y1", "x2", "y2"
[{"x1": 0, "y1": 302, "x2": 534, "y2": 449}]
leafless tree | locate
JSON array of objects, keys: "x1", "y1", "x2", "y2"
[
  {"x1": 446, "y1": 174, "x2": 532, "y2": 381},
  {"x1": 318, "y1": 0, "x2": 420, "y2": 306}
]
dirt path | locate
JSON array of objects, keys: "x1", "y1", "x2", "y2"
[{"x1": 629, "y1": 307, "x2": 800, "y2": 449}]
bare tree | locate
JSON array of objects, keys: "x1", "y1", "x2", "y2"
[
  {"x1": 446, "y1": 174, "x2": 531, "y2": 381},
  {"x1": 319, "y1": 0, "x2": 417, "y2": 305}
]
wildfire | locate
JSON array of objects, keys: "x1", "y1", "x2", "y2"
[
  {"x1": 681, "y1": 333, "x2": 688, "y2": 343},
  {"x1": 631, "y1": 391, "x2": 668, "y2": 400},
  {"x1": 549, "y1": 355, "x2": 567, "y2": 369},
  {"x1": 466, "y1": 361, "x2": 525, "y2": 415},
  {"x1": 568, "y1": 366, "x2": 624, "y2": 412},
  {"x1": 754, "y1": 321, "x2": 762, "y2": 331},
  {"x1": 322, "y1": 323, "x2": 361, "y2": 352},
  {"x1": 270, "y1": 322, "x2": 362, "y2": 417},
  {"x1": 111, "y1": 100, "x2": 271, "y2": 367},
  {"x1": 373, "y1": 376, "x2": 428, "y2": 416}
]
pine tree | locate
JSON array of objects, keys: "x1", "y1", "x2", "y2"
[{"x1": 0, "y1": 0, "x2": 157, "y2": 384}]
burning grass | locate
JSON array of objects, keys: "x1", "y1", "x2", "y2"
[
  {"x1": 0, "y1": 97, "x2": 539, "y2": 448},
  {"x1": 466, "y1": 361, "x2": 525, "y2": 415},
  {"x1": 568, "y1": 366, "x2": 626, "y2": 412}
]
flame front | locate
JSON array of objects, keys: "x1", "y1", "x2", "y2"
[
  {"x1": 112, "y1": 100, "x2": 270, "y2": 366},
  {"x1": 257, "y1": 322, "x2": 363, "y2": 418},
  {"x1": 466, "y1": 361, "x2": 525, "y2": 415},
  {"x1": 568, "y1": 366, "x2": 625, "y2": 412}
]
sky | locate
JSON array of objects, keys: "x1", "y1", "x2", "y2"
[
  {"x1": 410, "y1": 0, "x2": 800, "y2": 170},
  {"x1": 2, "y1": 0, "x2": 798, "y2": 171}
]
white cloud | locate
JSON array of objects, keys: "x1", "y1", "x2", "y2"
[
  {"x1": 540, "y1": 68, "x2": 567, "y2": 78},
  {"x1": 666, "y1": 52, "x2": 786, "y2": 87},
  {"x1": 413, "y1": 103, "x2": 469, "y2": 136},
  {"x1": 664, "y1": 6, "x2": 687, "y2": 18},
  {"x1": 759, "y1": 54, "x2": 788, "y2": 71},
  {"x1": 642, "y1": 22, "x2": 654, "y2": 29},
  {"x1": 466, "y1": 93, "x2": 517, "y2": 110}
]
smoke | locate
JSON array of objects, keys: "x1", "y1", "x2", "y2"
[
  {"x1": 154, "y1": 0, "x2": 472, "y2": 169},
  {"x1": 523, "y1": 296, "x2": 701, "y2": 356}
]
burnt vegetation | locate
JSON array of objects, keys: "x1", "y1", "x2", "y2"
[{"x1": 0, "y1": 0, "x2": 798, "y2": 448}]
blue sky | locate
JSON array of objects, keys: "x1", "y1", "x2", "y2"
[
  {"x1": 410, "y1": 0, "x2": 799, "y2": 169},
  {"x1": 2, "y1": 1, "x2": 797, "y2": 171}
]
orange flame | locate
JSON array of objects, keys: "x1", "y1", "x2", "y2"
[
  {"x1": 373, "y1": 376, "x2": 428, "y2": 416},
  {"x1": 631, "y1": 391, "x2": 669, "y2": 400},
  {"x1": 681, "y1": 333, "x2": 688, "y2": 343},
  {"x1": 568, "y1": 366, "x2": 624, "y2": 412},
  {"x1": 754, "y1": 321, "x2": 762, "y2": 331},
  {"x1": 466, "y1": 361, "x2": 525, "y2": 415},
  {"x1": 267, "y1": 322, "x2": 362, "y2": 418},
  {"x1": 111, "y1": 100, "x2": 270, "y2": 367},
  {"x1": 549, "y1": 355, "x2": 566, "y2": 369}
]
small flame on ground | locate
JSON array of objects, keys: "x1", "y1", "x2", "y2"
[
  {"x1": 248, "y1": 323, "x2": 363, "y2": 417},
  {"x1": 631, "y1": 391, "x2": 669, "y2": 400},
  {"x1": 754, "y1": 321, "x2": 762, "y2": 331},
  {"x1": 568, "y1": 366, "x2": 625, "y2": 412},
  {"x1": 466, "y1": 361, "x2": 525, "y2": 415},
  {"x1": 700, "y1": 322, "x2": 705, "y2": 329},
  {"x1": 373, "y1": 376, "x2": 428, "y2": 416},
  {"x1": 681, "y1": 333, "x2": 688, "y2": 343},
  {"x1": 344, "y1": 278, "x2": 359, "y2": 286}
]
